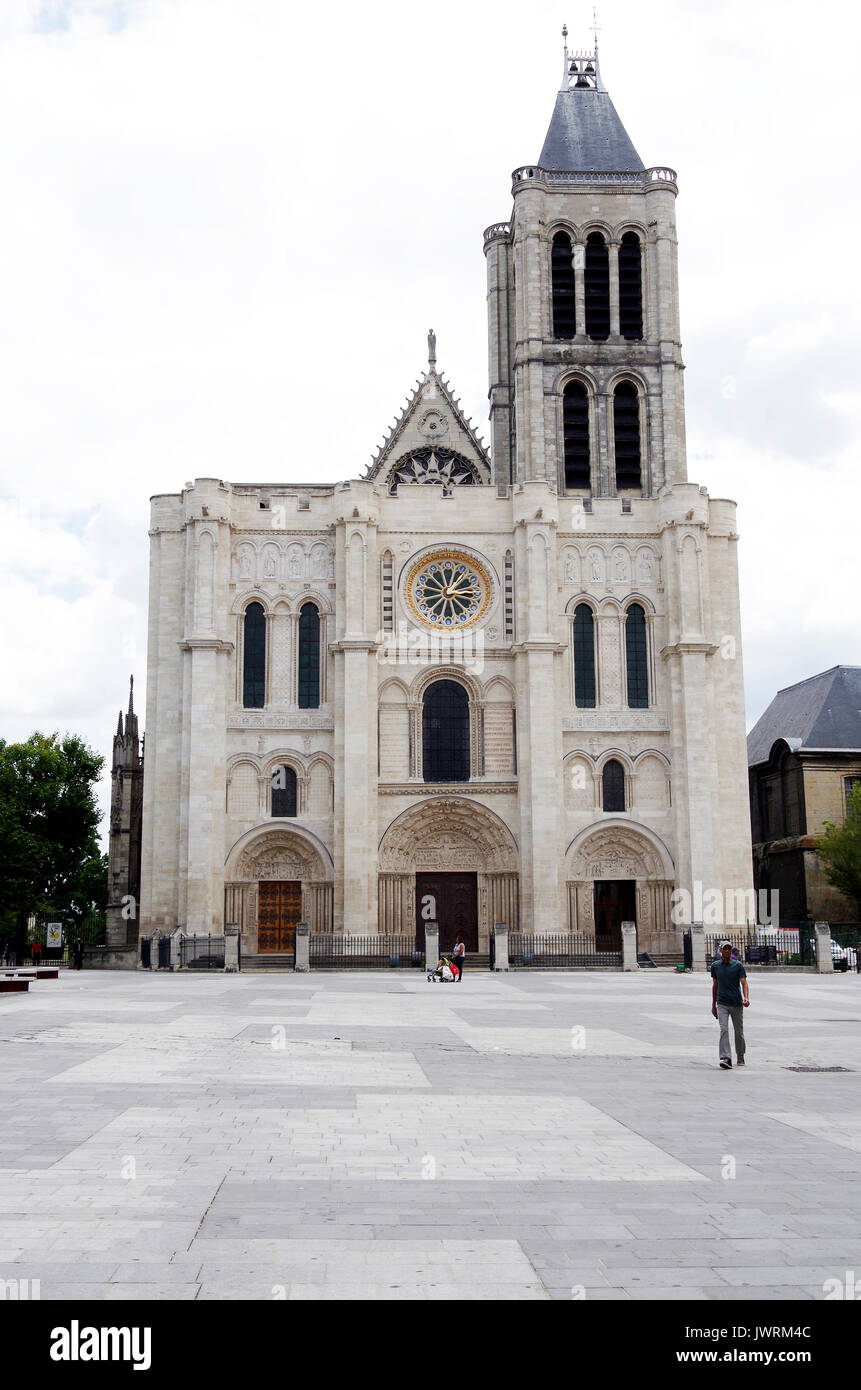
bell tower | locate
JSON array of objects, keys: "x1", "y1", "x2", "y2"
[{"x1": 484, "y1": 29, "x2": 685, "y2": 496}]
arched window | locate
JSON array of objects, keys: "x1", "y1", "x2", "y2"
[
  {"x1": 422, "y1": 679, "x2": 470, "y2": 783},
  {"x1": 243, "y1": 602, "x2": 266, "y2": 709},
  {"x1": 625, "y1": 604, "x2": 648, "y2": 709},
  {"x1": 603, "y1": 759, "x2": 626, "y2": 812},
  {"x1": 613, "y1": 382, "x2": 642, "y2": 491},
  {"x1": 572, "y1": 604, "x2": 596, "y2": 709},
  {"x1": 562, "y1": 381, "x2": 590, "y2": 490},
  {"x1": 271, "y1": 765, "x2": 297, "y2": 817},
  {"x1": 618, "y1": 232, "x2": 643, "y2": 340},
  {"x1": 298, "y1": 602, "x2": 320, "y2": 709},
  {"x1": 584, "y1": 231, "x2": 610, "y2": 341},
  {"x1": 551, "y1": 231, "x2": 576, "y2": 339}
]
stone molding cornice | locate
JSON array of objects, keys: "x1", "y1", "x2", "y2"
[
  {"x1": 510, "y1": 641, "x2": 567, "y2": 653},
  {"x1": 378, "y1": 782, "x2": 518, "y2": 796},
  {"x1": 660, "y1": 641, "x2": 718, "y2": 660},
  {"x1": 179, "y1": 638, "x2": 234, "y2": 653}
]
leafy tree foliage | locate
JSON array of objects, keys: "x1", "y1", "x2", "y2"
[
  {"x1": 0, "y1": 733, "x2": 106, "y2": 937},
  {"x1": 817, "y1": 781, "x2": 861, "y2": 913}
]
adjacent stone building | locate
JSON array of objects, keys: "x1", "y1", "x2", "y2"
[
  {"x1": 748, "y1": 666, "x2": 861, "y2": 924},
  {"x1": 139, "y1": 37, "x2": 754, "y2": 961}
]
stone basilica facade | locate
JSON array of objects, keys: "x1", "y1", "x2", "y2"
[{"x1": 136, "y1": 39, "x2": 753, "y2": 960}]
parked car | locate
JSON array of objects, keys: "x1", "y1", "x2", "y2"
[{"x1": 808, "y1": 938, "x2": 855, "y2": 972}]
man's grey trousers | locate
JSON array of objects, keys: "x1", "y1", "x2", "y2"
[{"x1": 717, "y1": 1004, "x2": 746, "y2": 1063}]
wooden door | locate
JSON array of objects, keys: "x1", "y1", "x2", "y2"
[
  {"x1": 415, "y1": 873, "x2": 478, "y2": 954},
  {"x1": 594, "y1": 879, "x2": 635, "y2": 951},
  {"x1": 257, "y1": 880, "x2": 302, "y2": 953}
]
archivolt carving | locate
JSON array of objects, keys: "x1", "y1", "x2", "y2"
[
  {"x1": 569, "y1": 825, "x2": 666, "y2": 881},
  {"x1": 379, "y1": 798, "x2": 518, "y2": 874},
  {"x1": 235, "y1": 830, "x2": 325, "y2": 882}
]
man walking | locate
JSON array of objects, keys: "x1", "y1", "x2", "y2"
[{"x1": 711, "y1": 940, "x2": 749, "y2": 1070}]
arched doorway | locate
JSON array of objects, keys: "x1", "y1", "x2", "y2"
[
  {"x1": 378, "y1": 798, "x2": 519, "y2": 952},
  {"x1": 223, "y1": 827, "x2": 333, "y2": 956},
  {"x1": 566, "y1": 821, "x2": 676, "y2": 955}
]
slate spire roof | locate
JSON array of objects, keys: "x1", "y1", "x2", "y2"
[
  {"x1": 538, "y1": 34, "x2": 644, "y2": 172},
  {"x1": 747, "y1": 667, "x2": 861, "y2": 766}
]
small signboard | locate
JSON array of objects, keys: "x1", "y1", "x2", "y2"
[{"x1": 46, "y1": 923, "x2": 63, "y2": 949}]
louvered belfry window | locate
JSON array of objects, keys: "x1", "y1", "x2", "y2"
[
  {"x1": 618, "y1": 232, "x2": 643, "y2": 340},
  {"x1": 584, "y1": 232, "x2": 610, "y2": 341},
  {"x1": 614, "y1": 382, "x2": 642, "y2": 491},
  {"x1": 243, "y1": 602, "x2": 266, "y2": 709},
  {"x1": 626, "y1": 604, "x2": 649, "y2": 709},
  {"x1": 298, "y1": 602, "x2": 320, "y2": 709},
  {"x1": 603, "y1": 759, "x2": 626, "y2": 812},
  {"x1": 422, "y1": 680, "x2": 470, "y2": 783},
  {"x1": 551, "y1": 231, "x2": 576, "y2": 339},
  {"x1": 573, "y1": 604, "x2": 596, "y2": 709},
  {"x1": 563, "y1": 381, "x2": 590, "y2": 490}
]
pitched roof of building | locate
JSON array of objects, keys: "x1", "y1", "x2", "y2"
[
  {"x1": 538, "y1": 46, "x2": 644, "y2": 172},
  {"x1": 747, "y1": 666, "x2": 861, "y2": 766}
]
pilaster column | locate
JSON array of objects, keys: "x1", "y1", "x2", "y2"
[
  {"x1": 609, "y1": 240, "x2": 621, "y2": 338},
  {"x1": 573, "y1": 240, "x2": 586, "y2": 337},
  {"x1": 513, "y1": 492, "x2": 564, "y2": 934},
  {"x1": 333, "y1": 498, "x2": 379, "y2": 935}
]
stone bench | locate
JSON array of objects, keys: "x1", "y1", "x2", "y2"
[{"x1": 0, "y1": 979, "x2": 29, "y2": 993}]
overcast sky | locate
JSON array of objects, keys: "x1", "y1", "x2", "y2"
[{"x1": 1, "y1": 0, "x2": 859, "y2": 840}]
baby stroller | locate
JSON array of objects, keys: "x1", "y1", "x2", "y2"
[{"x1": 427, "y1": 954, "x2": 460, "y2": 983}]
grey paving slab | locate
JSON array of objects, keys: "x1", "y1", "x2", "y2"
[{"x1": 0, "y1": 967, "x2": 859, "y2": 1299}]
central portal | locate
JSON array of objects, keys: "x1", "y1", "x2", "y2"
[
  {"x1": 415, "y1": 872, "x2": 478, "y2": 954},
  {"x1": 594, "y1": 879, "x2": 636, "y2": 951},
  {"x1": 258, "y1": 880, "x2": 302, "y2": 953}
]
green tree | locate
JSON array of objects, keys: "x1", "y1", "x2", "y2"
[
  {"x1": 816, "y1": 781, "x2": 861, "y2": 913},
  {"x1": 0, "y1": 732, "x2": 106, "y2": 941}
]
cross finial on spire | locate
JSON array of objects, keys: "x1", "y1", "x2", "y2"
[
  {"x1": 128, "y1": 673, "x2": 134, "y2": 716},
  {"x1": 428, "y1": 328, "x2": 437, "y2": 370},
  {"x1": 592, "y1": 6, "x2": 599, "y2": 55}
]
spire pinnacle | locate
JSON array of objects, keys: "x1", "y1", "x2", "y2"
[
  {"x1": 541, "y1": 24, "x2": 642, "y2": 171},
  {"x1": 128, "y1": 673, "x2": 134, "y2": 717},
  {"x1": 427, "y1": 328, "x2": 437, "y2": 371}
]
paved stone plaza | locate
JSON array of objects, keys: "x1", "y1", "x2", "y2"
[{"x1": 1, "y1": 968, "x2": 859, "y2": 1300}]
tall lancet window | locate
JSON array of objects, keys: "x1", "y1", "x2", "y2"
[
  {"x1": 551, "y1": 231, "x2": 576, "y2": 339},
  {"x1": 422, "y1": 680, "x2": 470, "y2": 783},
  {"x1": 243, "y1": 602, "x2": 266, "y2": 709},
  {"x1": 572, "y1": 604, "x2": 596, "y2": 708},
  {"x1": 625, "y1": 604, "x2": 649, "y2": 709},
  {"x1": 602, "y1": 759, "x2": 626, "y2": 812},
  {"x1": 298, "y1": 602, "x2": 320, "y2": 709},
  {"x1": 618, "y1": 232, "x2": 643, "y2": 340},
  {"x1": 613, "y1": 382, "x2": 642, "y2": 491},
  {"x1": 584, "y1": 232, "x2": 610, "y2": 341},
  {"x1": 562, "y1": 381, "x2": 590, "y2": 490}
]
